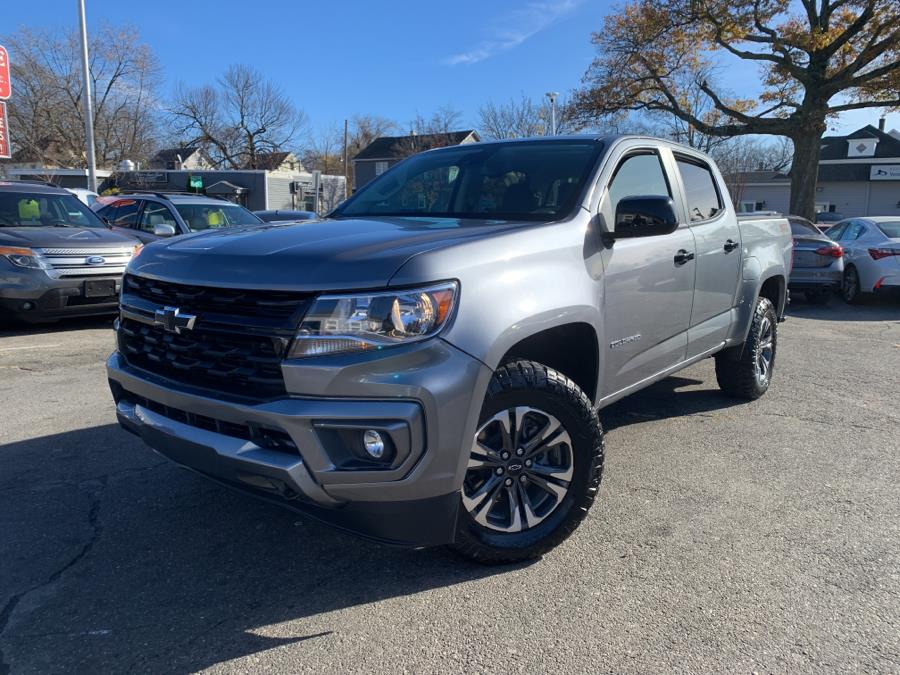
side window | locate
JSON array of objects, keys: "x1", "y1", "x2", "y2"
[
  {"x1": 676, "y1": 157, "x2": 723, "y2": 222},
  {"x1": 848, "y1": 222, "x2": 867, "y2": 240},
  {"x1": 606, "y1": 152, "x2": 670, "y2": 216},
  {"x1": 826, "y1": 222, "x2": 847, "y2": 240},
  {"x1": 839, "y1": 221, "x2": 863, "y2": 241},
  {"x1": 109, "y1": 200, "x2": 140, "y2": 227},
  {"x1": 138, "y1": 203, "x2": 178, "y2": 233},
  {"x1": 375, "y1": 161, "x2": 389, "y2": 176}
]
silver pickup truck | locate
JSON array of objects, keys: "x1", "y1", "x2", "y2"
[{"x1": 108, "y1": 136, "x2": 791, "y2": 563}]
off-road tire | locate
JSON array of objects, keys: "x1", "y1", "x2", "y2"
[
  {"x1": 714, "y1": 296, "x2": 777, "y2": 400},
  {"x1": 450, "y1": 360, "x2": 604, "y2": 565}
]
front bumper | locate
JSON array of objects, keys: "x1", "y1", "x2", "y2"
[
  {"x1": 107, "y1": 340, "x2": 493, "y2": 547},
  {"x1": 0, "y1": 267, "x2": 121, "y2": 321}
]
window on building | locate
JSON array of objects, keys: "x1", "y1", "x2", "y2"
[
  {"x1": 676, "y1": 157, "x2": 723, "y2": 221},
  {"x1": 375, "y1": 161, "x2": 389, "y2": 176}
]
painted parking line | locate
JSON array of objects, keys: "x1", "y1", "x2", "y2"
[{"x1": 0, "y1": 343, "x2": 63, "y2": 353}]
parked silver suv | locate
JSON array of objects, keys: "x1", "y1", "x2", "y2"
[
  {"x1": 0, "y1": 181, "x2": 140, "y2": 322},
  {"x1": 109, "y1": 136, "x2": 791, "y2": 563},
  {"x1": 96, "y1": 193, "x2": 262, "y2": 243}
]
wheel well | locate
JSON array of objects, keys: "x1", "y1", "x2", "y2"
[
  {"x1": 499, "y1": 323, "x2": 599, "y2": 402},
  {"x1": 759, "y1": 275, "x2": 785, "y2": 316}
]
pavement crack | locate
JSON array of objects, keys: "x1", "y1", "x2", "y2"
[{"x1": 0, "y1": 494, "x2": 103, "y2": 675}]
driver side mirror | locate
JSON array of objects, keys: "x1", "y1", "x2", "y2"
[
  {"x1": 153, "y1": 223, "x2": 177, "y2": 238},
  {"x1": 614, "y1": 196, "x2": 678, "y2": 238}
]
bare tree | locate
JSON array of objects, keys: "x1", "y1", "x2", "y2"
[
  {"x1": 478, "y1": 94, "x2": 581, "y2": 139},
  {"x1": 342, "y1": 114, "x2": 397, "y2": 186},
  {"x1": 301, "y1": 124, "x2": 345, "y2": 174},
  {"x1": 409, "y1": 105, "x2": 465, "y2": 135},
  {"x1": 170, "y1": 64, "x2": 307, "y2": 169},
  {"x1": 2, "y1": 25, "x2": 162, "y2": 169}
]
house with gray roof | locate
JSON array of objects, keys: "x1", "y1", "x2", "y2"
[
  {"x1": 352, "y1": 130, "x2": 479, "y2": 190},
  {"x1": 733, "y1": 121, "x2": 900, "y2": 217}
]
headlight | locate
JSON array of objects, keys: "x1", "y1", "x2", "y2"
[
  {"x1": 288, "y1": 281, "x2": 458, "y2": 358},
  {"x1": 0, "y1": 246, "x2": 59, "y2": 278}
]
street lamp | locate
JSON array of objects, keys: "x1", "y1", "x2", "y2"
[
  {"x1": 77, "y1": 0, "x2": 97, "y2": 192},
  {"x1": 545, "y1": 91, "x2": 559, "y2": 136}
]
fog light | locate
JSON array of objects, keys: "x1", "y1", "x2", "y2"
[{"x1": 362, "y1": 430, "x2": 385, "y2": 458}]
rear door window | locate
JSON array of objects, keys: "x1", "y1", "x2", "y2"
[
  {"x1": 676, "y1": 157, "x2": 723, "y2": 222},
  {"x1": 845, "y1": 221, "x2": 867, "y2": 240},
  {"x1": 109, "y1": 200, "x2": 141, "y2": 227},
  {"x1": 138, "y1": 202, "x2": 179, "y2": 233},
  {"x1": 826, "y1": 222, "x2": 848, "y2": 240}
]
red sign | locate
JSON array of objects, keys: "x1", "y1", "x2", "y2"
[
  {"x1": 0, "y1": 102, "x2": 10, "y2": 159},
  {"x1": 0, "y1": 45, "x2": 9, "y2": 100}
]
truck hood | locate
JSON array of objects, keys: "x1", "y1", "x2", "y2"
[
  {"x1": 0, "y1": 226, "x2": 137, "y2": 249},
  {"x1": 128, "y1": 216, "x2": 530, "y2": 290}
]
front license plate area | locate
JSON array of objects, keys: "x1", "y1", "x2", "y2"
[{"x1": 84, "y1": 279, "x2": 117, "y2": 298}]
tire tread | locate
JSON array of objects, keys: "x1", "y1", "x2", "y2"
[{"x1": 451, "y1": 360, "x2": 604, "y2": 565}]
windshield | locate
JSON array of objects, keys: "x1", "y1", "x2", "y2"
[
  {"x1": 876, "y1": 221, "x2": 900, "y2": 239},
  {"x1": 174, "y1": 203, "x2": 262, "y2": 231},
  {"x1": 335, "y1": 140, "x2": 604, "y2": 222},
  {"x1": 789, "y1": 218, "x2": 819, "y2": 236},
  {"x1": 0, "y1": 192, "x2": 107, "y2": 228}
]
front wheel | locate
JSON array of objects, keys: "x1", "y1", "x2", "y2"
[
  {"x1": 450, "y1": 361, "x2": 604, "y2": 564},
  {"x1": 715, "y1": 296, "x2": 777, "y2": 400}
]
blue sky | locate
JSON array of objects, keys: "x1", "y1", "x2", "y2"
[{"x1": 3, "y1": 0, "x2": 898, "y2": 138}]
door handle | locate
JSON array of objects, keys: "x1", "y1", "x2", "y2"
[
  {"x1": 674, "y1": 249, "x2": 695, "y2": 265},
  {"x1": 723, "y1": 239, "x2": 740, "y2": 253}
]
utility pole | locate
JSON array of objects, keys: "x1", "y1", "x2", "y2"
[
  {"x1": 77, "y1": 0, "x2": 97, "y2": 192},
  {"x1": 545, "y1": 92, "x2": 559, "y2": 136},
  {"x1": 343, "y1": 118, "x2": 349, "y2": 198}
]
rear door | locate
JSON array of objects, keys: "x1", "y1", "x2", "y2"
[
  {"x1": 673, "y1": 154, "x2": 742, "y2": 358},
  {"x1": 596, "y1": 144, "x2": 697, "y2": 399},
  {"x1": 104, "y1": 199, "x2": 144, "y2": 240},
  {"x1": 136, "y1": 201, "x2": 181, "y2": 241}
]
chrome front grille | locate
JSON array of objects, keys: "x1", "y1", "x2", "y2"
[{"x1": 36, "y1": 247, "x2": 135, "y2": 277}]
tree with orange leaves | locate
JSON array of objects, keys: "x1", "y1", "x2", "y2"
[{"x1": 576, "y1": 0, "x2": 900, "y2": 219}]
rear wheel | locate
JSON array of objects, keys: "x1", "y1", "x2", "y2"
[
  {"x1": 715, "y1": 296, "x2": 777, "y2": 400},
  {"x1": 842, "y1": 266, "x2": 865, "y2": 304},
  {"x1": 450, "y1": 360, "x2": 604, "y2": 564}
]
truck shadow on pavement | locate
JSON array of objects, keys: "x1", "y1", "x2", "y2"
[
  {"x1": 786, "y1": 294, "x2": 900, "y2": 322},
  {"x1": 0, "y1": 315, "x2": 115, "y2": 338},
  {"x1": 601, "y1": 375, "x2": 745, "y2": 431},
  {"x1": 0, "y1": 424, "x2": 521, "y2": 672}
]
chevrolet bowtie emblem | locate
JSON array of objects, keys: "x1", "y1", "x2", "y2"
[{"x1": 153, "y1": 306, "x2": 197, "y2": 334}]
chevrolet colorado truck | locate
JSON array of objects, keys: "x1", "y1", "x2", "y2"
[{"x1": 108, "y1": 136, "x2": 791, "y2": 563}]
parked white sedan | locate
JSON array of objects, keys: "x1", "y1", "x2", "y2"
[{"x1": 825, "y1": 217, "x2": 900, "y2": 303}]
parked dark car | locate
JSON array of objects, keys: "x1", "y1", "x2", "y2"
[
  {"x1": 788, "y1": 216, "x2": 844, "y2": 304},
  {"x1": 96, "y1": 193, "x2": 263, "y2": 243},
  {"x1": 814, "y1": 211, "x2": 845, "y2": 232},
  {"x1": 0, "y1": 181, "x2": 140, "y2": 322},
  {"x1": 254, "y1": 209, "x2": 318, "y2": 223}
]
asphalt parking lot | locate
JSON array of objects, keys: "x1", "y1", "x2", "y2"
[{"x1": 1, "y1": 298, "x2": 899, "y2": 674}]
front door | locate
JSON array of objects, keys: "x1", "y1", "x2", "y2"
[
  {"x1": 596, "y1": 148, "x2": 697, "y2": 400},
  {"x1": 673, "y1": 155, "x2": 742, "y2": 357}
]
